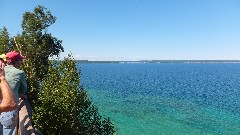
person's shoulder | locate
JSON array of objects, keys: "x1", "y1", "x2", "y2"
[
  {"x1": 15, "y1": 69, "x2": 25, "y2": 75},
  {"x1": 5, "y1": 65, "x2": 25, "y2": 74}
]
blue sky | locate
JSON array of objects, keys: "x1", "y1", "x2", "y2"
[{"x1": 0, "y1": 0, "x2": 240, "y2": 60}]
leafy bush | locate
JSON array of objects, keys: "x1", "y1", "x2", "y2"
[{"x1": 34, "y1": 55, "x2": 115, "y2": 134}]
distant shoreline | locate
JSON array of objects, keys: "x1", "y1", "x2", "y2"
[{"x1": 75, "y1": 60, "x2": 240, "y2": 64}]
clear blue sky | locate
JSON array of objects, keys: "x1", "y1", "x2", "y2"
[{"x1": 0, "y1": 0, "x2": 240, "y2": 60}]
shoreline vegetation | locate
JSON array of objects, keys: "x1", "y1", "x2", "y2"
[
  {"x1": 75, "y1": 60, "x2": 240, "y2": 64},
  {"x1": 0, "y1": 6, "x2": 116, "y2": 134}
]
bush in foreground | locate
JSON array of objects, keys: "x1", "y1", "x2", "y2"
[{"x1": 33, "y1": 55, "x2": 115, "y2": 135}]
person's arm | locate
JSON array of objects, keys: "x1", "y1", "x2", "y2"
[
  {"x1": 19, "y1": 71, "x2": 28, "y2": 94},
  {"x1": 0, "y1": 62, "x2": 17, "y2": 112},
  {"x1": 19, "y1": 93, "x2": 27, "y2": 100},
  {"x1": 0, "y1": 77, "x2": 17, "y2": 112},
  {"x1": 18, "y1": 71, "x2": 28, "y2": 101}
]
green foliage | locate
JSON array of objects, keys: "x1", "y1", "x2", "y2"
[
  {"x1": 0, "y1": 5, "x2": 116, "y2": 134},
  {"x1": 34, "y1": 55, "x2": 115, "y2": 135},
  {"x1": 13, "y1": 5, "x2": 64, "y2": 99},
  {"x1": 0, "y1": 26, "x2": 13, "y2": 54},
  {"x1": 22, "y1": 6, "x2": 56, "y2": 34}
]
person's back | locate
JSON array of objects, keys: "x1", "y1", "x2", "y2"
[{"x1": 4, "y1": 65, "x2": 27, "y2": 102}]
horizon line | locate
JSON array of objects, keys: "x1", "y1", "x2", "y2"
[{"x1": 74, "y1": 59, "x2": 240, "y2": 61}]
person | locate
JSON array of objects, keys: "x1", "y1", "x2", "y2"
[
  {"x1": 0, "y1": 51, "x2": 27, "y2": 135},
  {"x1": 0, "y1": 54, "x2": 17, "y2": 112}
]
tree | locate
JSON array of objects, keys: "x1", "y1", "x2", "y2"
[
  {"x1": 0, "y1": 26, "x2": 13, "y2": 54},
  {"x1": 34, "y1": 55, "x2": 115, "y2": 134},
  {"x1": 13, "y1": 5, "x2": 64, "y2": 102},
  {"x1": 0, "y1": 5, "x2": 115, "y2": 134}
]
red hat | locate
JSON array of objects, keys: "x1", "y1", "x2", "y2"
[{"x1": 6, "y1": 51, "x2": 25, "y2": 62}]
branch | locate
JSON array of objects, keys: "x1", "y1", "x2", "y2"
[
  {"x1": 13, "y1": 37, "x2": 27, "y2": 67},
  {"x1": 13, "y1": 37, "x2": 23, "y2": 55}
]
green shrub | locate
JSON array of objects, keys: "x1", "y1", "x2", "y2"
[{"x1": 33, "y1": 55, "x2": 115, "y2": 135}]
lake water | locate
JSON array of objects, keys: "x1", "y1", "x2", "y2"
[{"x1": 78, "y1": 63, "x2": 240, "y2": 135}]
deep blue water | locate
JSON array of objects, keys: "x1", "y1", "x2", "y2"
[{"x1": 78, "y1": 63, "x2": 240, "y2": 135}]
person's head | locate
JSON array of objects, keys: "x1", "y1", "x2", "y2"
[
  {"x1": 6, "y1": 51, "x2": 25, "y2": 69},
  {"x1": 0, "y1": 54, "x2": 6, "y2": 64}
]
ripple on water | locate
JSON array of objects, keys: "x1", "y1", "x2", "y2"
[{"x1": 80, "y1": 63, "x2": 240, "y2": 135}]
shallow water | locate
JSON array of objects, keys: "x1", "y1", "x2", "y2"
[{"x1": 79, "y1": 63, "x2": 240, "y2": 135}]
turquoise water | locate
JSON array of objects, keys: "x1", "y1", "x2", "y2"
[{"x1": 79, "y1": 63, "x2": 240, "y2": 135}]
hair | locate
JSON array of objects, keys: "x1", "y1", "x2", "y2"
[
  {"x1": 0, "y1": 59, "x2": 6, "y2": 64},
  {"x1": 7, "y1": 60, "x2": 17, "y2": 65}
]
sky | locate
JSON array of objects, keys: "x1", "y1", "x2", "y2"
[{"x1": 0, "y1": 0, "x2": 240, "y2": 61}]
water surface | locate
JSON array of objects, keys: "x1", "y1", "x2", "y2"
[{"x1": 79, "y1": 63, "x2": 240, "y2": 135}]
